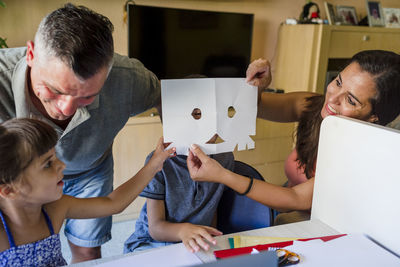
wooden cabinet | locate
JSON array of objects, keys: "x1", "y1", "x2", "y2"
[
  {"x1": 113, "y1": 116, "x2": 294, "y2": 221},
  {"x1": 328, "y1": 30, "x2": 400, "y2": 58},
  {"x1": 274, "y1": 25, "x2": 400, "y2": 94},
  {"x1": 110, "y1": 24, "x2": 400, "y2": 222}
]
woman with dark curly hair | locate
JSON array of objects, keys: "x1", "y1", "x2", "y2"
[{"x1": 186, "y1": 50, "x2": 400, "y2": 218}]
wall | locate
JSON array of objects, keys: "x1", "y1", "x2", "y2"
[
  {"x1": 3, "y1": 1, "x2": 400, "y2": 221},
  {"x1": 2, "y1": 0, "x2": 400, "y2": 87}
]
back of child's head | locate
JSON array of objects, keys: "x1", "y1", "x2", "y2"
[{"x1": 0, "y1": 118, "x2": 58, "y2": 184}]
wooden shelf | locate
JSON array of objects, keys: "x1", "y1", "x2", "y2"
[{"x1": 274, "y1": 24, "x2": 400, "y2": 94}]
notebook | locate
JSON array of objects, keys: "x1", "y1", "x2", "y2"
[
  {"x1": 214, "y1": 234, "x2": 346, "y2": 259},
  {"x1": 231, "y1": 236, "x2": 299, "y2": 248}
]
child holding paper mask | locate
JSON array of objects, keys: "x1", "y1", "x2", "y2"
[
  {"x1": 124, "y1": 134, "x2": 234, "y2": 253},
  {"x1": 124, "y1": 76, "x2": 237, "y2": 253},
  {"x1": 0, "y1": 118, "x2": 174, "y2": 266}
]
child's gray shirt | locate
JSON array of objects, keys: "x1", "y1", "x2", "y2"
[{"x1": 124, "y1": 152, "x2": 234, "y2": 252}]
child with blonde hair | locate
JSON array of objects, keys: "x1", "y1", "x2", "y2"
[{"x1": 0, "y1": 118, "x2": 175, "y2": 266}]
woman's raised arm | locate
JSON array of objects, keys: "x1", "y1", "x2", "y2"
[
  {"x1": 245, "y1": 58, "x2": 318, "y2": 122},
  {"x1": 187, "y1": 144, "x2": 314, "y2": 211}
]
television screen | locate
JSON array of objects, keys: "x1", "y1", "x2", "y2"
[{"x1": 128, "y1": 4, "x2": 253, "y2": 79}]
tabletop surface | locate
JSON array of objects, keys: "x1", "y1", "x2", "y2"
[{"x1": 70, "y1": 219, "x2": 339, "y2": 266}]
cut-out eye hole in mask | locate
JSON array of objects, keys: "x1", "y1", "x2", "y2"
[
  {"x1": 192, "y1": 108, "x2": 202, "y2": 120},
  {"x1": 161, "y1": 78, "x2": 257, "y2": 155},
  {"x1": 228, "y1": 106, "x2": 236, "y2": 118}
]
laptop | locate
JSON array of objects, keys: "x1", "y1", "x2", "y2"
[
  {"x1": 193, "y1": 251, "x2": 277, "y2": 267},
  {"x1": 311, "y1": 116, "x2": 400, "y2": 256}
]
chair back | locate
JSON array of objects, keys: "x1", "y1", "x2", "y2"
[{"x1": 217, "y1": 161, "x2": 274, "y2": 234}]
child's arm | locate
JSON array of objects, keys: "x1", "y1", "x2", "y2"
[
  {"x1": 147, "y1": 198, "x2": 222, "y2": 253},
  {"x1": 60, "y1": 138, "x2": 175, "y2": 219}
]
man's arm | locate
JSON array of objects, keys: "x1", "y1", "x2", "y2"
[{"x1": 155, "y1": 94, "x2": 162, "y2": 122}]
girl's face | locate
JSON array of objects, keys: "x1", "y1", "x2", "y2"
[
  {"x1": 321, "y1": 62, "x2": 379, "y2": 123},
  {"x1": 16, "y1": 148, "x2": 65, "y2": 204}
]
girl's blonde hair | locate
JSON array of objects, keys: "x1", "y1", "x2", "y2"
[{"x1": 0, "y1": 118, "x2": 58, "y2": 184}]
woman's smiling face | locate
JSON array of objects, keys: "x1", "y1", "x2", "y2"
[{"x1": 321, "y1": 62, "x2": 379, "y2": 124}]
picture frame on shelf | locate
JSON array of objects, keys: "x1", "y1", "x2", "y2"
[
  {"x1": 366, "y1": 1, "x2": 385, "y2": 27},
  {"x1": 383, "y1": 8, "x2": 400, "y2": 28},
  {"x1": 336, "y1": 5, "x2": 358, "y2": 25},
  {"x1": 324, "y1": 2, "x2": 338, "y2": 25}
]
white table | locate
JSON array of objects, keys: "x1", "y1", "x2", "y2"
[{"x1": 70, "y1": 219, "x2": 339, "y2": 266}]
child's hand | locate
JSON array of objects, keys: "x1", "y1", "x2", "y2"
[
  {"x1": 148, "y1": 137, "x2": 176, "y2": 173},
  {"x1": 178, "y1": 223, "x2": 222, "y2": 253}
]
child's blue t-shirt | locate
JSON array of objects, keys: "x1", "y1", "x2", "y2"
[{"x1": 124, "y1": 152, "x2": 234, "y2": 253}]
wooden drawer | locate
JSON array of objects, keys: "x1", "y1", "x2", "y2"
[
  {"x1": 255, "y1": 119, "x2": 294, "y2": 139},
  {"x1": 234, "y1": 136, "x2": 293, "y2": 165},
  {"x1": 328, "y1": 30, "x2": 400, "y2": 58},
  {"x1": 253, "y1": 161, "x2": 287, "y2": 185}
]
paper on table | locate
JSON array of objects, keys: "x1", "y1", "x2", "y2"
[
  {"x1": 213, "y1": 234, "x2": 346, "y2": 260},
  {"x1": 96, "y1": 243, "x2": 203, "y2": 267},
  {"x1": 233, "y1": 236, "x2": 299, "y2": 248},
  {"x1": 285, "y1": 233, "x2": 400, "y2": 266},
  {"x1": 161, "y1": 78, "x2": 257, "y2": 155}
]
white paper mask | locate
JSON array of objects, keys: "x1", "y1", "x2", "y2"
[{"x1": 161, "y1": 78, "x2": 257, "y2": 155}]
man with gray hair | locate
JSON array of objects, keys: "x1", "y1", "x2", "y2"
[{"x1": 0, "y1": 3, "x2": 160, "y2": 263}]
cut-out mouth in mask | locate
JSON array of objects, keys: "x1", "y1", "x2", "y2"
[{"x1": 206, "y1": 134, "x2": 225, "y2": 144}]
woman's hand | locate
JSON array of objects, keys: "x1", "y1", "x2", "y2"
[
  {"x1": 178, "y1": 223, "x2": 222, "y2": 253},
  {"x1": 246, "y1": 58, "x2": 272, "y2": 90},
  {"x1": 148, "y1": 137, "x2": 176, "y2": 173},
  {"x1": 187, "y1": 144, "x2": 226, "y2": 183}
]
